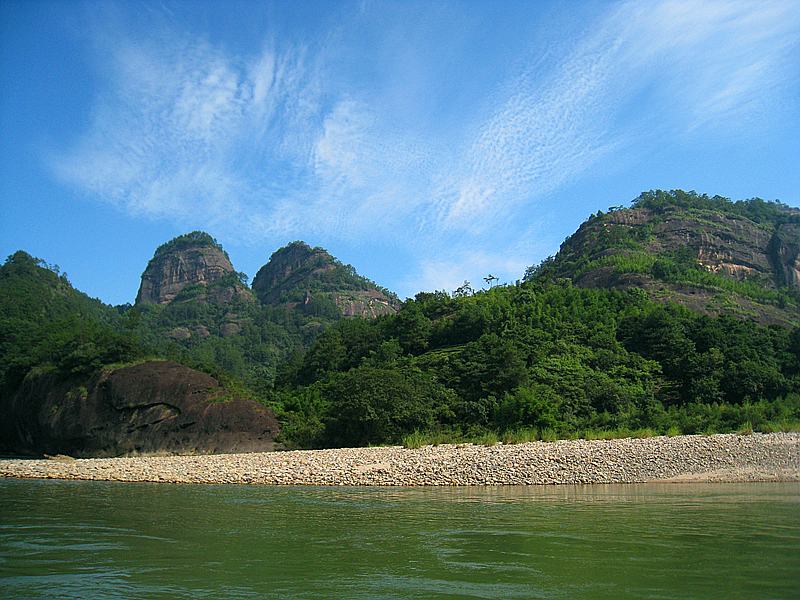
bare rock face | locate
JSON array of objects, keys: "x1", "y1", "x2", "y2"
[
  {"x1": 251, "y1": 242, "x2": 335, "y2": 305},
  {"x1": 252, "y1": 241, "x2": 399, "y2": 317},
  {"x1": 136, "y1": 244, "x2": 235, "y2": 305},
  {"x1": 601, "y1": 207, "x2": 800, "y2": 290},
  {"x1": 332, "y1": 290, "x2": 399, "y2": 318},
  {"x1": 551, "y1": 203, "x2": 800, "y2": 325},
  {"x1": 1, "y1": 361, "x2": 280, "y2": 457},
  {"x1": 770, "y1": 223, "x2": 800, "y2": 288}
]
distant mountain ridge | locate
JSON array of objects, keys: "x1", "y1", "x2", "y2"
[
  {"x1": 123, "y1": 235, "x2": 402, "y2": 398},
  {"x1": 135, "y1": 234, "x2": 399, "y2": 319}
]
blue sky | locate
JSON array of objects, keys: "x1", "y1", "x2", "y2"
[{"x1": 2, "y1": 0, "x2": 799, "y2": 306}]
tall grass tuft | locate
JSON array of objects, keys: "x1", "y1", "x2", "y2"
[
  {"x1": 539, "y1": 427, "x2": 559, "y2": 442},
  {"x1": 401, "y1": 430, "x2": 428, "y2": 449},
  {"x1": 501, "y1": 428, "x2": 539, "y2": 445},
  {"x1": 474, "y1": 431, "x2": 500, "y2": 447}
]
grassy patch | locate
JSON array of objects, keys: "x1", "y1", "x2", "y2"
[
  {"x1": 759, "y1": 420, "x2": 800, "y2": 434},
  {"x1": 102, "y1": 356, "x2": 162, "y2": 371},
  {"x1": 401, "y1": 430, "x2": 428, "y2": 449},
  {"x1": 501, "y1": 428, "x2": 539, "y2": 445},
  {"x1": 474, "y1": 431, "x2": 500, "y2": 447}
]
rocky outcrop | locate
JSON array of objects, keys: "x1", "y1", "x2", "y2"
[
  {"x1": 0, "y1": 361, "x2": 280, "y2": 457},
  {"x1": 136, "y1": 245, "x2": 235, "y2": 305},
  {"x1": 606, "y1": 207, "x2": 793, "y2": 288},
  {"x1": 552, "y1": 203, "x2": 800, "y2": 325},
  {"x1": 135, "y1": 236, "x2": 397, "y2": 320},
  {"x1": 332, "y1": 290, "x2": 399, "y2": 318},
  {"x1": 252, "y1": 241, "x2": 399, "y2": 317},
  {"x1": 252, "y1": 242, "x2": 335, "y2": 305}
]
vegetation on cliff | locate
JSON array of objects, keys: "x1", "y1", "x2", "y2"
[
  {"x1": 151, "y1": 230, "x2": 230, "y2": 262},
  {"x1": 630, "y1": 189, "x2": 800, "y2": 225},
  {"x1": 543, "y1": 190, "x2": 800, "y2": 325}
]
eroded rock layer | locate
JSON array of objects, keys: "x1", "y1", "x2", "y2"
[
  {"x1": 552, "y1": 203, "x2": 800, "y2": 325},
  {"x1": 136, "y1": 246, "x2": 235, "y2": 305}
]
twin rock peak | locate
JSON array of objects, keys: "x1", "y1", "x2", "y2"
[{"x1": 135, "y1": 233, "x2": 399, "y2": 319}]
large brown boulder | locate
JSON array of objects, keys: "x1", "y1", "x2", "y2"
[{"x1": 1, "y1": 361, "x2": 280, "y2": 457}]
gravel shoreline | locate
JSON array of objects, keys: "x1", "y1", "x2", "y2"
[{"x1": 1, "y1": 433, "x2": 798, "y2": 486}]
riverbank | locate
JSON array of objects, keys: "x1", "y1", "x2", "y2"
[{"x1": 1, "y1": 432, "x2": 798, "y2": 486}]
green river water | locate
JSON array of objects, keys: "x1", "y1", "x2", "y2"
[{"x1": 0, "y1": 479, "x2": 798, "y2": 599}]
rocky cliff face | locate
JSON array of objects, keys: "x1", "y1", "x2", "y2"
[
  {"x1": 136, "y1": 244, "x2": 235, "y2": 305},
  {"x1": 601, "y1": 207, "x2": 800, "y2": 289},
  {"x1": 769, "y1": 223, "x2": 800, "y2": 288},
  {"x1": 0, "y1": 361, "x2": 280, "y2": 457},
  {"x1": 252, "y1": 242, "x2": 335, "y2": 305},
  {"x1": 551, "y1": 202, "x2": 800, "y2": 325},
  {"x1": 252, "y1": 241, "x2": 399, "y2": 317}
]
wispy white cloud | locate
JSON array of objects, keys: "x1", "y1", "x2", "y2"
[
  {"x1": 430, "y1": 0, "x2": 800, "y2": 236},
  {"x1": 50, "y1": 0, "x2": 800, "y2": 294},
  {"x1": 614, "y1": 0, "x2": 800, "y2": 135},
  {"x1": 431, "y1": 21, "x2": 623, "y2": 234}
]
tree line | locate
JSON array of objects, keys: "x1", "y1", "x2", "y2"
[{"x1": 271, "y1": 278, "x2": 800, "y2": 448}]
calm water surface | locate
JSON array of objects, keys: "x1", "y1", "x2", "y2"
[{"x1": 0, "y1": 479, "x2": 798, "y2": 599}]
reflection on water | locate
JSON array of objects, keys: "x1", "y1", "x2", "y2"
[{"x1": 1, "y1": 480, "x2": 798, "y2": 599}]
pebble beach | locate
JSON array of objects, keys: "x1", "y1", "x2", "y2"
[{"x1": 1, "y1": 432, "x2": 798, "y2": 486}]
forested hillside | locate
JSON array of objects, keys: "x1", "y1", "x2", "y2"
[
  {"x1": 271, "y1": 191, "x2": 800, "y2": 448},
  {"x1": 0, "y1": 250, "x2": 143, "y2": 398},
  {"x1": 271, "y1": 279, "x2": 800, "y2": 448}
]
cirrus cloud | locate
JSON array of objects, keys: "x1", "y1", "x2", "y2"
[{"x1": 50, "y1": 0, "x2": 800, "y2": 295}]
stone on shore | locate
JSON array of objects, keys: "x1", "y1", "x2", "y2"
[{"x1": 1, "y1": 432, "x2": 798, "y2": 486}]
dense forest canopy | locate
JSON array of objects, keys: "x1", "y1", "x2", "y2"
[{"x1": 272, "y1": 279, "x2": 799, "y2": 448}]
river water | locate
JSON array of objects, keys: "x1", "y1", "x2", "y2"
[{"x1": 1, "y1": 479, "x2": 798, "y2": 599}]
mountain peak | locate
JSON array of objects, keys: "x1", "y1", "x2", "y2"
[
  {"x1": 252, "y1": 241, "x2": 399, "y2": 318},
  {"x1": 135, "y1": 231, "x2": 236, "y2": 305},
  {"x1": 251, "y1": 242, "x2": 335, "y2": 304}
]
